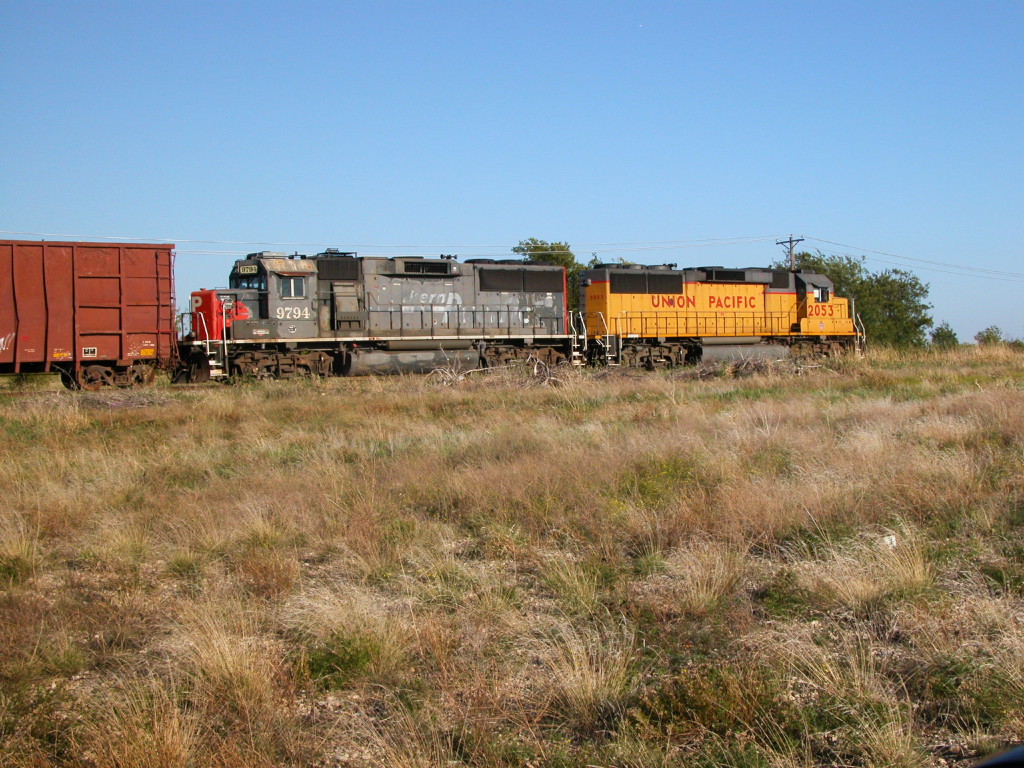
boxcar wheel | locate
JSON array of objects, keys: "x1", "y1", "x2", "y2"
[
  {"x1": 78, "y1": 365, "x2": 112, "y2": 391},
  {"x1": 56, "y1": 366, "x2": 80, "y2": 391}
]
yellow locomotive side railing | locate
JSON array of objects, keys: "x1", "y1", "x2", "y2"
[
  {"x1": 585, "y1": 310, "x2": 797, "y2": 340},
  {"x1": 584, "y1": 309, "x2": 857, "y2": 342}
]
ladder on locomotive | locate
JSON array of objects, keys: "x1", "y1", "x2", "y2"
[
  {"x1": 850, "y1": 298, "x2": 866, "y2": 356},
  {"x1": 568, "y1": 312, "x2": 587, "y2": 366},
  {"x1": 180, "y1": 307, "x2": 228, "y2": 379},
  {"x1": 569, "y1": 312, "x2": 618, "y2": 366}
]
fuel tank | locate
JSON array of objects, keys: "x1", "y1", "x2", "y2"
[
  {"x1": 346, "y1": 348, "x2": 482, "y2": 375},
  {"x1": 698, "y1": 343, "x2": 791, "y2": 363}
]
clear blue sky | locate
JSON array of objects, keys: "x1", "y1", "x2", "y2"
[{"x1": 3, "y1": 1, "x2": 1022, "y2": 340}]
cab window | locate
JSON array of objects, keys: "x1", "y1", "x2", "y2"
[
  {"x1": 230, "y1": 264, "x2": 266, "y2": 291},
  {"x1": 280, "y1": 276, "x2": 306, "y2": 298},
  {"x1": 231, "y1": 275, "x2": 266, "y2": 290}
]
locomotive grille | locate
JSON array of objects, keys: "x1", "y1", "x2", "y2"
[
  {"x1": 647, "y1": 273, "x2": 683, "y2": 294},
  {"x1": 317, "y1": 258, "x2": 360, "y2": 281},
  {"x1": 479, "y1": 268, "x2": 525, "y2": 292},
  {"x1": 404, "y1": 261, "x2": 450, "y2": 275},
  {"x1": 523, "y1": 270, "x2": 564, "y2": 292},
  {"x1": 610, "y1": 272, "x2": 647, "y2": 294},
  {"x1": 711, "y1": 269, "x2": 746, "y2": 282}
]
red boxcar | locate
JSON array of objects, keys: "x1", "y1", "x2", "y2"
[{"x1": 0, "y1": 240, "x2": 176, "y2": 389}]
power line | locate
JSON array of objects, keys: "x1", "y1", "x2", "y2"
[
  {"x1": 805, "y1": 236, "x2": 1024, "y2": 280},
  {"x1": 0, "y1": 229, "x2": 781, "y2": 253},
  {"x1": 6, "y1": 227, "x2": 1021, "y2": 284},
  {"x1": 811, "y1": 247, "x2": 1024, "y2": 284}
]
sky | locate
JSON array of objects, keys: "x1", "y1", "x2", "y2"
[{"x1": 2, "y1": 0, "x2": 1022, "y2": 340}]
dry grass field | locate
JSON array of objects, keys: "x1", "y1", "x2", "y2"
[{"x1": 2, "y1": 346, "x2": 1023, "y2": 767}]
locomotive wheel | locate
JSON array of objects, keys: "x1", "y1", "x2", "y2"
[
  {"x1": 172, "y1": 355, "x2": 211, "y2": 384},
  {"x1": 78, "y1": 365, "x2": 112, "y2": 391}
]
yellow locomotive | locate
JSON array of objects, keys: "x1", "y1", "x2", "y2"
[{"x1": 578, "y1": 264, "x2": 860, "y2": 366}]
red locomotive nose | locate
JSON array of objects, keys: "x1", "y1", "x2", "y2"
[{"x1": 192, "y1": 290, "x2": 230, "y2": 342}]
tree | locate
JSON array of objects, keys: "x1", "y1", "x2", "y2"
[
  {"x1": 512, "y1": 238, "x2": 583, "y2": 311},
  {"x1": 774, "y1": 251, "x2": 933, "y2": 347},
  {"x1": 859, "y1": 269, "x2": 933, "y2": 347},
  {"x1": 974, "y1": 325, "x2": 1004, "y2": 346},
  {"x1": 930, "y1": 321, "x2": 959, "y2": 348}
]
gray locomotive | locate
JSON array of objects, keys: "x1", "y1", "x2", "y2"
[{"x1": 178, "y1": 250, "x2": 571, "y2": 380}]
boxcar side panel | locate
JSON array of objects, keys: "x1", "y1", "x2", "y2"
[
  {"x1": 76, "y1": 246, "x2": 124, "y2": 364},
  {"x1": 12, "y1": 244, "x2": 47, "y2": 367},
  {"x1": 0, "y1": 244, "x2": 15, "y2": 367},
  {"x1": 125, "y1": 247, "x2": 163, "y2": 362},
  {"x1": 43, "y1": 245, "x2": 75, "y2": 367}
]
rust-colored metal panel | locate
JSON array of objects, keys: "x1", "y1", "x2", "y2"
[
  {"x1": 12, "y1": 244, "x2": 46, "y2": 367},
  {"x1": 43, "y1": 246, "x2": 75, "y2": 365},
  {"x1": 76, "y1": 246, "x2": 119, "y2": 276},
  {"x1": 79, "y1": 306, "x2": 122, "y2": 333},
  {"x1": 0, "y1": 240, "x2": 177, "y2": 376},
  {"x1": 0, "y1": 244, "x2": 15, "y2": 365},
  {"x1": 77, "y1": 276, "x2": 120, "y2": 305}
]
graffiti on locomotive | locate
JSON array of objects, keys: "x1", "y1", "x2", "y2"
[{"x1": 401, "y1": 287, "x2": 464, "y2": 312}]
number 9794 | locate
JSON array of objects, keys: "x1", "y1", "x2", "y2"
[{"x1": 275, "y1": 306, "x2": 312, "y2": 320}]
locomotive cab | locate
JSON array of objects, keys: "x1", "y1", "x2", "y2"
[
  {"x1": 187, "y1": 252, "x2": 320, "y2": 344},
  {"x1": 795, "y1": 271, "x2": 854, "y2": 337},
  {"x1": 221, "y1": 253, "x2": 319, "y2": 340},
  {"x1": 229, "y1": 258, "x2": 267, "y2": 319}
]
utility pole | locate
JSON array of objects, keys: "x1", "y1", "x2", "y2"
[{"x1": 777, "y1": 235, "x2": 804, "y2": 271}]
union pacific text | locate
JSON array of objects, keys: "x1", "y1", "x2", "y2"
[
  {"x1": 650, "y1": 295, "x2": 758, "y2": 310},
  {"x1": 651, "y1": 295, "x2": 697, "y2": 309}
]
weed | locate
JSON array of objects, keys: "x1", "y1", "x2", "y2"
[
  {"x1": 535, "y1": 620, "x2": 644, "y2": 733},
  {"x1": 0, "y1": 519, "x2": 41, "y2": 584}
]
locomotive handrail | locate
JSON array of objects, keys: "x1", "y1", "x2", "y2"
[
  {"x1": 366, "y1": 304, "x2": 561, "y2": 339},
  {"x1": 598, "y1": 313, "x2": 618, "y2": 363},
  {"x1": 577, "y1": 311, "x2": 616, "y2": 362},
  {"x1": 612, "y1": 310, "x2": 796, "y2": 339},
  {"x1": 852, "y1": 298, "x2": 866, "y2": 352},
  {"x1": 568, "y1": 312, "x2": 587, "y2": 352},
  {"x1": 220, "y1": 302, "x2": 231, "y2": 363},
  {"x1": 179, "y1": 309, "x2": 230, "y2": 365},
  {"x1": 180, "y1": 311, "x2": 214, "y2": 356}
]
